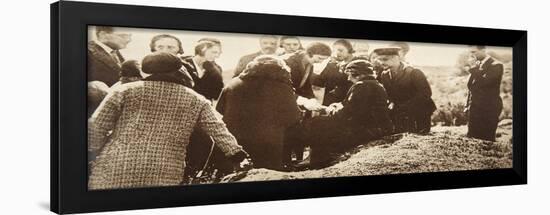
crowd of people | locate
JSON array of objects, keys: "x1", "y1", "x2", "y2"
[{"x1": 87, "y1": 26, "x2": 505, "y2": 189}]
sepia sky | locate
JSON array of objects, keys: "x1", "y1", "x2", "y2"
[{"x1": 88, "y1": 26, "x2": 512, "y2": 70}]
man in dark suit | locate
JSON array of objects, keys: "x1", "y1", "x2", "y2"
[
  {"x1": 376, "y1": 47, "x2": 436, "y2": 134},
  {"x1": 465, "y1": 45, "x2": 503, "y2": 141},
  {"x1": 88, "y1": 26, "x2": 132, "y2": 87},
  {"x1": 233, "y1": 35, "x2": 278, "y2": 77}
]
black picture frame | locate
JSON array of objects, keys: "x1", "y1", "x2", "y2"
[{"x1": 51, "y1": 1, "x2": 527, "y2": 214}]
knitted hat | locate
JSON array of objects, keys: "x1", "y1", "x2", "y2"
[
  {"x1": 141, "y1": 52, "x2": 183, "y2": 74},
  {"x1": 344, "y1": 59, "x2": 375, "y2": 76}
]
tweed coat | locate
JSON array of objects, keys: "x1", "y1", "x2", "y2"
[{"x1": 88, "y1": 81, "x2": 243, "y2": 190}]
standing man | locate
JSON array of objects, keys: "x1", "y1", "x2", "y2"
[
  {"x1": 376, "y1": 47, "x2": 436, "y2": 134},
  {"x1": 312, "y1": 39, "x2": 355, "y2": 106},
  {"x1": 465, "y1": 46, "x2": 503, "y2": 141},
  {"x1": 233, "y1": 35, "x2": 279, "y2": 77},
  {"x1": 88, "y1": 26, "x2": 132, "y2": 87}
]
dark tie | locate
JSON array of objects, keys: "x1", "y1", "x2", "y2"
[{"x1": 110, "y1": 50, "x2": 121, "y2": 66}]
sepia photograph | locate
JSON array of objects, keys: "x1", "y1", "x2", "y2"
[{"x1": 87, "y1": 25, "x2": 513, "y2": 190}]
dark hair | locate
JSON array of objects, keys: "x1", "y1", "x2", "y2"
[
  {"x1": 149, "y1": 34, "x2": 184, "y2": 54},
  {"x1": 198, "y1": 37, "x2": 221, "y2": 45},
  {"x1": 194, "y1": 41, "x2": 220, "y2": 56},
  {"x1": 95, "y1": 26, "x2": 114, "y2": 37},
  {"x1": 306, "y1": 42, "x2": 332, "y2": 57},
  {"x1": 333, "y1": 39, "x2": 355, "y2": 54},
  {"x1": 279, "y1": 36, "x2": 304, "y2": 49},
  {"x1": 120, "y1": 60, "x2": 142, "y2": 78},
  {"x1": 389, "y1": 41, "x2": 410, "y2": 55}
]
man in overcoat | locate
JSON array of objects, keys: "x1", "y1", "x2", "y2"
[
  {"x1": 376, "y1": 47, "x2": 436, "y2": 134},
  {"x1": 465, "y1": 45, "x2": 503, "y2": 141}
]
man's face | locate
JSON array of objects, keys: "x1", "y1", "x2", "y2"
[
  {"x1": 259, "y1": 37, "x2": 278, "y2": 54},
  {"x1": 332, "y1": 44, "x2": 352, "y2": 61},
  {"x1": 469, "y1": 47, "x2": 486, "y2": 60},
  {"x1": 307, "y1": 54, "x2": 330, "y2": 64},
  {"x1": 153, "y1": 37, "x2": 180, "y2": 55},
  {"x1": 377, "y1": 55, "x2": 401, "y2": 70},
  {"x1": 99, "y1": 28, "x2": 132, "y2": 50},
  {"x1": 282, "y1": 38, "x2": 301, "y2": 53},
  {"x1": 203, "y1": 45, "x2": 222, "y2": 62}
]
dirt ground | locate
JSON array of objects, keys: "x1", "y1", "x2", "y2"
[{"x1": 223, "y1": 120, "x2": 513, "y2": 182}]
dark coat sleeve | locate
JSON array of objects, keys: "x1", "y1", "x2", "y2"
[
  {"x1": 202, "y1": 62, "x2": 225, "y2": 100},
  {"x1": 333, "y1": 83, "x2": 367, "y2": 121},
  {"x1": 233, "y1": 54, "x2": 256, "y2": 78},
  {"x1": 215, "y1": 85, "x2": 229, "y2": 115},
  {"x1": 404, "y1": 69, "x2": 436, "y2": 115},
  {"x1": 274, "y1": 84, "x2": 302, "y2": 127},
  {"x1": 474, "y1": 64, "x2": 504, "y2": 89}
]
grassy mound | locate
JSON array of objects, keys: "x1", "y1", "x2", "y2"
[{"x1": 224, "y1": 123, "x2": 512, "y2": 182}]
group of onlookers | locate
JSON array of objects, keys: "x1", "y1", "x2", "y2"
[{"x1": 87, "y1": 26, "x2": 505, "y2": 189}]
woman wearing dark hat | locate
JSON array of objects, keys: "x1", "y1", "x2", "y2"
[
  {"x1": 88, "y1": 52, "x2": 252, "y2": 190},
  {"x1": 296, "y1": 60, "x2": 393, "y2": 169},
  {"x1": 216, "y1": 55, "x2": 302, "y2": 171}
]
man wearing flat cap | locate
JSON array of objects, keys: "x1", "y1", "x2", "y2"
[
  {"x1": 375, "y1": 47, "x2": 436, "y2": 134},
  {"x1": 294, "y1": 60, "x2": 393, "y2": 169}
]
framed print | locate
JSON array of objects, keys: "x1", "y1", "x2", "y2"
[{"x1": 51, "y1": 1, "x2": 527, "y2": 214}]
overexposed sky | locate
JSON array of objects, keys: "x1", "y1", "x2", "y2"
[{"x1": 88, "y1": 26, "x2": 512, "y2": 69}]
